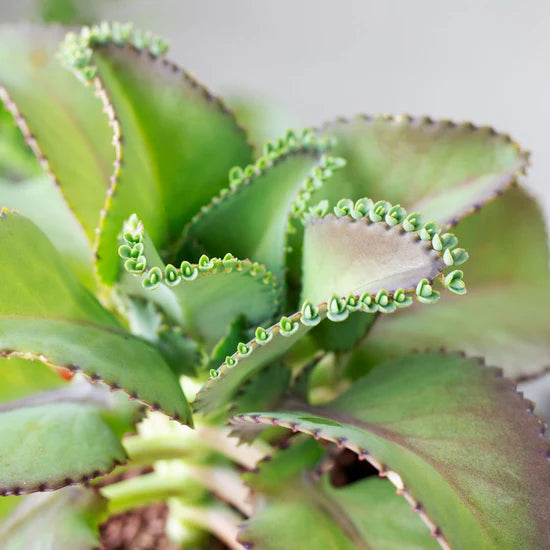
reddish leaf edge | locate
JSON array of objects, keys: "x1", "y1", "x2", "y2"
[
  {"x1": 0, "y1": 350, "x2": 184, "y2": 423},
  {"x1": 230, "y1": 349, "x2": 550, "y2": 550},
  {"x1": 317, "y1": 114, "x2": 530, "y2": 229}
]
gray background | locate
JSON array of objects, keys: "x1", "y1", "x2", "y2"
[
  {"x1": 2, "y1": 0, "x2": 550, "y2": 414},
  {"x1": 107, "y1": 1, "x2": 550, "y2": 220},
  {"x1": 2, "y1": 0, "x2": 549, "y2": 212},
  {"x1": 1, "y1": 1, "x2": 549, "y2": 210}
]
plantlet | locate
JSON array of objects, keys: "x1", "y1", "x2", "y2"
[{"x1": 0, "y1": 21, "x2": 549, "y2": 549}]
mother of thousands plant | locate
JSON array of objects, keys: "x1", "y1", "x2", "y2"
[{"x1": 0, "y1": 21, "x2": 548, "y2": 549}]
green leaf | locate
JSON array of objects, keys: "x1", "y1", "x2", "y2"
[
  {"x1": 59, "y1": 24, "x2": 253, "y2": 284},
  {"x1": 232, "y1": 351, "x2": 550, "y2": 549},
  {"x1": 301, "y1": 213, "x2": 444, "y2": 304},
  {"x1": 0, "y1": 210, "x2": 115, "y2": 323},
  {"x1": 242, "y1": 436, "x2": 324, "y2": 495},
  {"x1": 0, "y1": 175, "x2": 94, "y2": 289},
  {"x1": 156, "y1": 325, "x2": 200, "y2": 378},
  {"x1": 240, "y1": 475, "x2": 439, "y2": 550},
  {"x1": 0, "y1": 401, "x2": 126, "y2": 495},
  {"x1": 322, "y1": 477, "x2": 439, "y2": 549},
  {"x1": 195, "y1": 204, "x2": 464, "y2": 413},
  {"x1": 308, "y1": 313, "x2": 376, "y2": 352},
  {"x1": 356, "y1": 187, "x2": 550, "y2": 380},
  {"x1": 0, "y1": 356, "x2": 141, "y2": 495},
  {"x1": 0, "y1": 211, "x2": 191, "y2": 422},
  {"x1": 0, "y1": 487, "x2": 106, "y2": 549},
  {"x1": 240, "y1": 496, "x2": 357, "y2": 550},
  {"x1": 119, "y1": 215, "x2": 282, "y2": 347},
  {"x1": 0, "y1": 24, "x2": 114, "y2": 239},
  {"x1": 0, "y1": 318, "x2": 191, "y2": 422},
  {"x1": 229, "y1": 362, "x2": 291, "y2": 416},
  {"x1": 182, "y1": 133, "x2": 341, "y2": 279},
  {"x1": 316, "y1": 115, "x2": 528, "y2": 228},
  {"x1": 0, "y1": 105, "x2": 41, "y2": 181},
  {"x1": 205, "y1": 315, "x2": 248, "y2": 372}
]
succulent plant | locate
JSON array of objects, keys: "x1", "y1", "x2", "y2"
[{"x1": 0, "y1": 21, "x2": 549, "y2": 549}]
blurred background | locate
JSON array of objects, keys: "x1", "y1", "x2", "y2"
[
  {"x1": 2, "y1": 0, "x2": 550, "y2": 212},
  {"x1": 2, "y1": 0, "x2": 550, "y2": 414}
]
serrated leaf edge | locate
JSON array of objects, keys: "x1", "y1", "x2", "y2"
[
  {"x1": 195, "y1": 210, "x2": 469, "y2": 412},
  {"x1": 119, "y1": 214, "x2": 283, "y2": 311},
  {"x1": 317, "y1": 114, "x2": 530, "y2": 228},
  {"x1": 174, "y1": 128, "x2": 345, "y2": 259},
  {"x1": 303, "y1": 197, "x2": 469, "y2": 274},
  {"x1": 59, "y1": 22, "x2": 253, "y2": 283},
  {"x1": 0, "y1": 348, "x2": 186, "y2": 423},
  {"x1": 0, "y1": 86, "x2": 90, "y2": 239},
  {"x1": 231, "y1": 350, "x2": 550, "y2": 550}
]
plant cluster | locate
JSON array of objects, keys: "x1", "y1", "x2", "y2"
[{"x1": 0, "y1": 21, "x2": 548, "y2": 549}]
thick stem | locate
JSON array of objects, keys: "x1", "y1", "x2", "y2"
[{"x1": 100, "y1": 471, "x2": 204, "y2": 515}]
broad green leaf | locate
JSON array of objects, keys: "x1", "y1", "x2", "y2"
[
  {"x1": 240, "y1": 475, "x2": 439, "y2": 550},
  {"x1": 195, "y1": 204, "x2": 463, "y2": 413},
  {"x1": 59, "y1": 24, "x2": 254, "y2": 284},
  {"x1": 299, "y1": 196, "x2": 469, "y2": 351},
  {"x1": 0, "y1": 105, "x2": 41, "y2": 181},
  {"x1": 242, "y1": 437, "x2": 324, "y2": 495},
  {"x1": 301, "y1": 214, "x2": 444, "y2": 304},
  {"x1": 309, "y1": 313, "x2": 375, "y2": 352},
  {"x1": 322, "y1": 477, "x2": 439, "y2": 550},
  {"x1": 0, "y1": 358, "x2": 139, "y2": 494},
  {"x1": 0, "y1": 211, "x2": 191, "y2": 422},
  {"x1": 240, "y1": 498, "x2": 356, "y2": 550},
  {"x1": 0, "y1": 175, "x2": 94, "y2": 288},
  {"x1": 356, "y1": 187, "x2": 550, "y2": 380},
  {"x1": 0, "y1": 318, "x2": 191, "y2": 422},
  {"x1": 156, "y1": 326, "x2": 201, "y2": 378},
  {"x1": 93, "y1": 42, "x2": 253, "y2": 239},
  {"x1": 0, "y1": 24, "x2": 114, "y2": 238},
  {"x1": 205, "y1": 315, "x2": 248, "y2": 372},
  {"x1": 0, "y1": 487, "x2": 106, "y2": 549},
  {"x1": 316, "y1": 115, "x2": 528, "y2": 227},
  {"x1": 232, "y1": 352, "x2": 550, "y2": 549},
  {"x1": 0, "y1": 210, "x2": 115, "y2": 323},
  {"x1": 182, "y1": 132, "x2": 341, "y2": 279},
  {"x1": 0, "y1": 402, "x2": 125, "y2": 495},
  {"x1": 119, "y1": 215, "x2": 282, "y2": 347},
  {"x1": 229, "y1": 362, "x2": 291, "y2": 416}
]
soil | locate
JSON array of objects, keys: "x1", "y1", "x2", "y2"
[
  {"x1": 98, "y1": 502, "x2": 230, "y2": 550},
  {"x1": 99, "y1": 502, "x2": 177, "y2": 550},
  {"x1": 97, "y1": 445, "x2": 369, "y2": 548}
]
